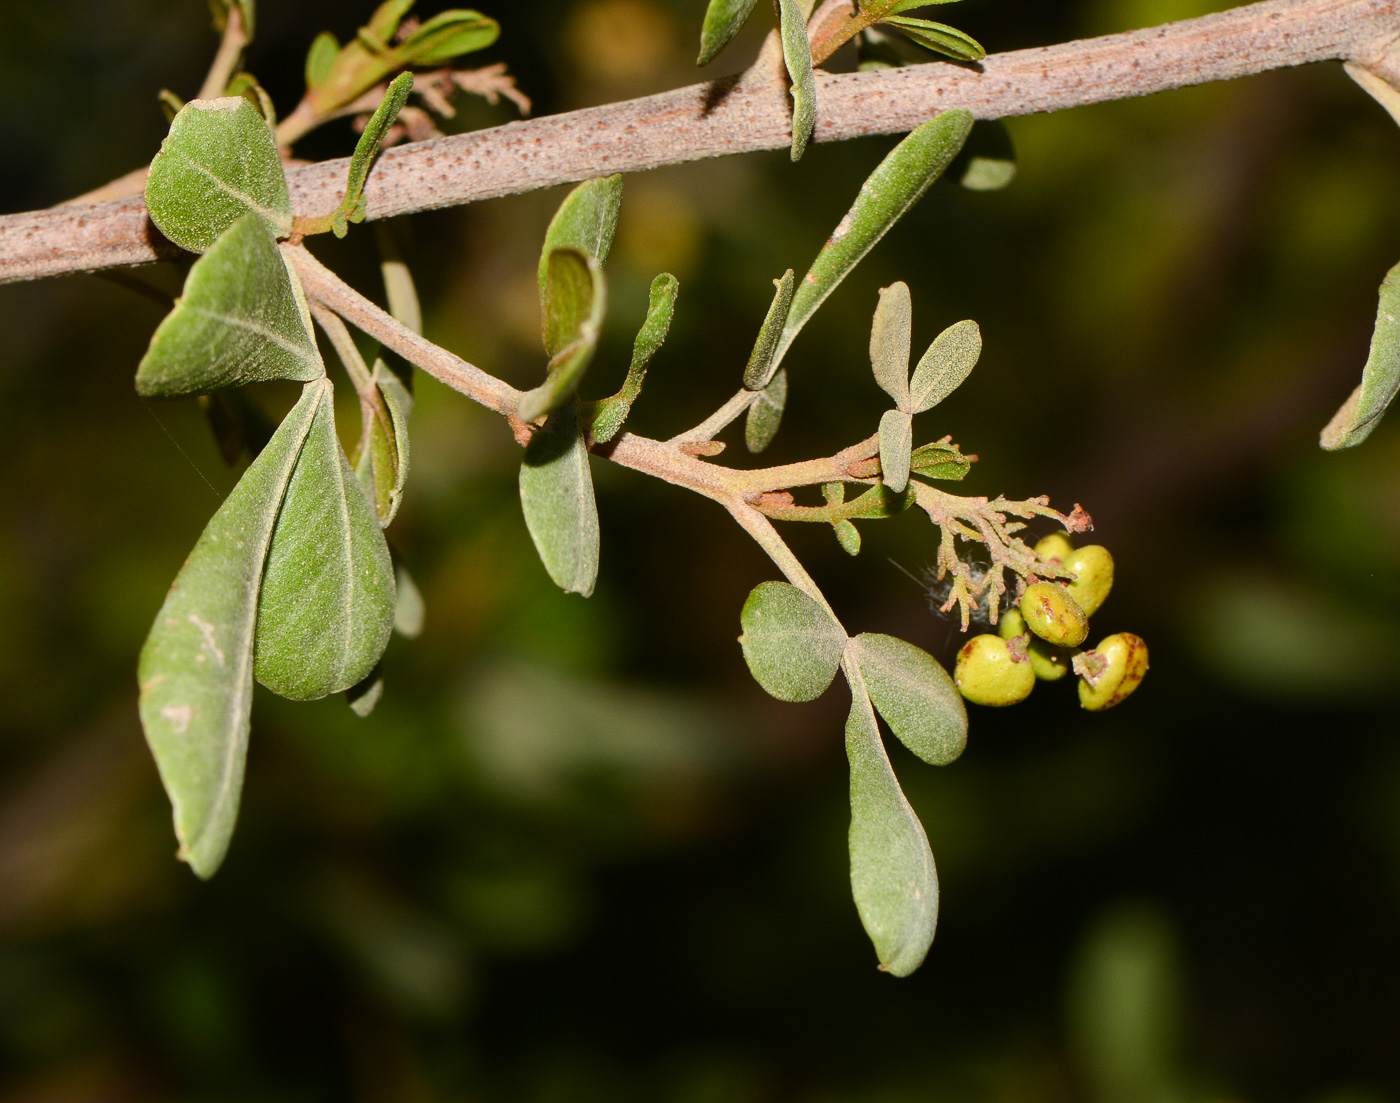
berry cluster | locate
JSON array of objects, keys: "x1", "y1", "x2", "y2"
[{"x1": 953, "y1": 535, "x2": 1147, "y2": 711}]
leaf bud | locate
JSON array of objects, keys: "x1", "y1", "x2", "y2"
[
  {"x1": 1034, "y1": 532, "x2": 1075, "y2": 563},
  {"x1": 1075, "y1": 633, "x2": 1148, "y2": 711},
  {"x1": 1063, "y1": 544, "x2": 1114, "y2": 616},
  {"x1": 1020, "y1": 582, "x2": 1089, "y2": 648},
  {"x1": 954, "y1": 633, "x2": 1035, "y2": 707}
]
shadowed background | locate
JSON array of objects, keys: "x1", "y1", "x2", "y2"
[{"x1": 3, "y1": 0, "x2": 1400, "y2": 1099}]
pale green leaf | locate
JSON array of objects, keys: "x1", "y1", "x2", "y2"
[
  {"x1": 778, "y1": 0, "x2": 816, "y2": 161},
  {"x1": 137, "y1": 214, "x2": 324, "y2": 397},
  {"x1": 834, "y1": 519, "x2": 862, "y2": 555},
  {"x1": 255, "y1": 378, "x2": 396, "y2": 700},
  {"x1": 909, "y1": 318, "x2": 980, "y2": 413},
  {"x1": 347, "y1": 665, "x2": 385, "y2": 717},
  {"x1": 354, "y1": 360, "x2": 413, "y2": 526},
  {"x1": 882, "y1": 16, "x2": 985, "y2": 60},
  {"x1": 376, "y1": 222, "x2": 423, "y2": 333},
  {"x1": 519, "y1": 403, "x2": 600, "y2": 597},
  {"x1": 878, "y1": 409, "x2": 912, "y2": 493},
  {"x1": 772, "y1": 110, "x2": 973, "y2": 370},
  {"x1": 393, "y1": 559, "x2": 425, "y2": 638},
  {"x1": 955, "y1": 120, "x2": 1017, "y2": 191},
  {"x1": 745, "y1": 367, "x2": 788, "y2": 453},
  {"x1": 590, "y1": 273, "x2": 679, "y2": 444},
  {"x1": 870, "y1": 281, "x2": 912, "y2": 408},
  {"x1": 305, "y1": 31, "x2": 339, "y2": 89},
  {"x1": 743, "y1": 270, "x2": 797, "y2": 391},
  {"x1": 332, "y1": 71, "x2": 414, "y2": 238},
  {"x1": 137, "y1": 381, "x2": 322, "y2": 879},
  {"x1": 1321, "y1": 259, "x2": 1400, "y2": 449},
  {"x1": 909, "y1": 440, "x2": 971, "y2": 481},
  {"x1": 540, "y1": 246, "x2": 606, "y2": 359},
  {"x1": 399, "y1": 10, "x2": 499, "y2": 65},
  {"x1": 146, "y1": 96, "x2": 292, "y2": 254},
  {"x1": 536, "y1": 175, "x2": 624, "y2": 302},
  {"x1": 697, "y1": 0, "x2": 759, "y2": 65},
  {"x1": 879, "y1": 0, "x2": 968, "y2": 12},
  {"x1": 851, "y1": 632, "x2": 967, "y2": 764},
  {"x1": 738, "y1": 581, "x2": 846, "y2": 702},
  {"x1": 366, "y1": 0, "x2": 414, "y2": 41},
  {"x1": 845, "y1": 663, "x2": 938, "y2": 977}
]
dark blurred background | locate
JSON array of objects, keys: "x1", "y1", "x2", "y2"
[{"x1": 4, "y1": 0, "x2": 1400, "y2": 1099}]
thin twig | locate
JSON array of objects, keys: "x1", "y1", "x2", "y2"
[{"x1": 6, "y1": 0, "x2": 1396, "y2": 285}]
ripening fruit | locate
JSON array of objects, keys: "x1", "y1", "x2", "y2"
[
  {"x1": 1077, "y1": 632, "x2": 1149, "y2": 711},
  {"x1": 1034, "y1": 532, "x2": 1075, "y2": 562},
  {"x1": 955, "y1": 633, "x2": 1035, "y2": 706},
  {"x1": 997, "y1": 607, "x2": 1069, "y2": 681},
  {"x1": 1020, "y1": 582, "x2": 1089, "y2": 647},
  {"x1": 1063, "y1": 544, "x2": 1114, "y2": 616}
]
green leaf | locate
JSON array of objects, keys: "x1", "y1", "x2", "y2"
[
  {"x1": 254, "y1": 379, "x2": 396, "y2": 700},
  {"x1": 879, "y1": 0, "x2": 970, "y2": 12},
  {"x1": 521, "y1": 248, "x2": 608, "y2": 423},
  {"x1": 882, "y1": 16, "x2": 985, "y2": 60},
  {"x1": 772, "y1": 110, "x2": 973, "y2": 371},
  {"x1": 536, "y1": 175, "x2": 624, "y2": 302},
  {"x1": 1321, "y1": 259, "x2": 1400, "y2": 450},
  {"x1": 398, "y1": 10, "x2": 499, "y2": 66},
  {"x1": 697, "y1": 0, "x2": 759, "y2": 65},
  {"x1": 954, "y1": 119, "x2": 1017, "y2": 191},
  {"x1": 908, "y1": 318, "x2": 980, "y2": 412},
  {"x1": 519, "y1": 403, "x2": 600, "y2": 597},
  {"x1": 347, "y1": 664, "x2": 385, "y2": 717},
  {"x1": 841, "y1": 483, "x2": 914, "y2": 519},
  {"x1": 354, "y1": 360, "x2": 413, "y2": 526},
  {"x1": 393, "y1": 559, "x2": 425, "y2": 638},
  {"x1": 305, "y1": 31, "x2": 339, "y2": 89},
  {"x1": 909, "y1": 440, "x2": 971, "y2": 481},
  {"x1": 850, "y1": 632, "x2": 967, "y2": 765},
  {"x1": 870, "y1": 281, "x2": 912, "y2": 408},
  {"x1": 366, "y1": 0, "x2": 415, "y2": 42},
  {"x1": 834, "y1": 519, "x2": 862, "y2": 555},
  {"x1": 146, "y1": 97, "x2": 292, "y2": 254},
  {"x1": 589, "y1": 273, "x2": 679, "y2": 444},
  {"x1": 331, "y1": 71, "x2": 414, "y2": 238},
  {"x1": 136, "y1": 214, "x2": 324, "y2": 397},
  {"x1": 745, "y1": 367, "x2": 788, "y2": 453},
  {"x1": 138, "y1": 381, "x2": 322, "y2": 879},
  {"x1": 739, "y1": 581, "x2": 846, "y2": 701},
  {"x1": 778, "y1": 0, "x2": 816, "y2": 161},
  {"x1": 845, "y1": 664, "x2": 938, "y2": 977},
  {"x1": 878, "y1": 409, "x2": 912, "y2": 493},
  {"x1": 743, "y1": 270, "x2": 797, "y2": 390}
]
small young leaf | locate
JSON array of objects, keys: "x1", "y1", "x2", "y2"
[
  {"x1": 137, "y1": 214, "x2": 324, "y2": 396},
  {"x1": 519, "y1": 403, "x2": 600, "y2": 597},
  {"x1": 834, "y1": 519, "x2": 862, "y2": 556},
  {"x1": 745, "y1": 368, "x2": 788, "y2": 453},
  {"x1": 354, "y1": 360, "x2": 414, "y2": 526},
  {"x1": 878, "y1": 409, "x2": 913, "y2": 493},
  {"x1": 909, "y1": 440, "x2": 971, "y2": 481},
  {"x1": 739, "y1": 581, "x2": 846, "y2": 702},
  {"x1": 697, "y1": 0, "x2": 759, "y2": 65},
  {"x1": 331, "y1": 71, "x2": 414, "y2": 238},
  {"x1": 393, "y1": 559, "x2": 425, "y2": 638},
  {"x1": 953, "y1": 120, "x2": 1017, "y2": 191},
  {"x1": 778, "y1": 0, "x2": 816, "y2": 161},
  {"x1": 398, "y1": 10, "x2": 499, "y2": 66},
  {"x1": 881, "y1": 16, "x2": 985, "y2": 60},
  {"x1": 347, "y1": 666, "x2": 385, "y2": 717},
  {"x1": 146, "y1": 97, "x2": 292, "y2": 254},
  {"x1": 540, "y1": 247, "x2": 605, "y2": 359},
  {"x1": 590, "y1": 272, "x2": 679, "y2": 444},
  {"x1": 305, "y1": 31, "x2": 339, "y2": 89},
  {"x1": 909, "y1": 318, "x2": 980, "y2": 412},
  {"x1": 845, "y1": 663, "x2": 938, "y2": 977},
  {"x1": 772, "y1": 110, "x2": 973, "y2": 371},
  {"x1": 138, "y1": 381, "x2": 322, "y2": 879},
  {"x1": 870, "y1": 281, "x2": 912, "y2": 408},
  {"x1": 254, "y1": 379, "x2": 396, "y2": 701},
  {"x1": 1321, "y1": 259, "x2": 1400, "y2": 450},
  {"x1": 743, "y1": 270, "x2": 798, "y2": 391},
  {"x1": 537, "y1": 175, "x2": 624, "y2": 302},
  {"x1": 851, "y1": 632, "x2": 967, "y2": 765}
]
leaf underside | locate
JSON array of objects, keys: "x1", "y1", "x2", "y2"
[
  {"x1": 746, "y1": 368, "x2": 788, "y2": 453},
  {"x1": 537, "y1": 175, "x2": 624, "y2": 302},
  {"x1": 520, "y1": 403, "x2": 601, "y2": 597},
  {"x1": 739, "y1": 581, "x2": 846, "y2": 702},
  {"x1": 870, "y1": 281, "x2": 912, "y2": 408},
  {"x1": 878, "y1": 409, "x2": 913, "y2": 493},
  {"x1": 354, "y1": 361, "x2": 414, "y2": 526},
  {"x1": 1321, "y1": 259, "x2": 1400, "y2": 449}
]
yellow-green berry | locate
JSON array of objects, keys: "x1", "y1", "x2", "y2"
[
  {"x1": 955, "y1": 633, "x2": 1035, "y2": 707},
  {"x1": 998, "y1": 607, "x2": 1027, "y2": 639},
  {"x1": 1020, "y1": 582, "x2": 1089, "y2": 648},
  {"x1": 1034, "y1": 532, "x2": 1075, "y2": 563},
  {"x1": 1076, "y1": 633, "x2": 1149, "y2": 711},
  {"x1": 998, "y1": 607, "x2": 1069, "y2": 680},
  {"x1": 1063, "y1": 544, "x2": 1114, "y2": 616}
]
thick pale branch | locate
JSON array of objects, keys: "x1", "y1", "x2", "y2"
[{"x1": 3, "y1": 0, "x2": 1395, "y2": 284}]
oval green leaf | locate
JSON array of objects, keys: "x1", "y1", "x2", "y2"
[
  {"x1": 519, "y1": 403, "x2": 601, "y2": 597},
  {"x1": 537, "y1": 175, "x2": 624, "y2": 301},
  {"x1": 845, "y1": 663, "x2": 938, "y2": 976},
  {"x1": 870, "y1": 281, "x2": 912, "y2": 408},
  {"x1": 1321, "y1": 259, "x2": 1400, "y2": 450},
  {"x1": 738, "y1": 581, "x2": 846, "y2": 702},
  {"x1": 745, "y1": 367, "x2": 788, "y2": 454},
  {"x1": 881, "y1": 16, "x2": 985, "y2": 60},
  {"x1": 136, "y1": 214, "x2": 324, "y2": 397},
  {"x1": 146, "y1": 96, "x2": 292, "y2": 254},
  {"x1": 878, "y1": 408, "x2": 912, "y2": 493},
  {"x1": 254, "y1": 378, "x2": 397, "y2": 700},
  {"x1": 697, "y1": 0, "x2": 759, "y2": 65},
  {"x1": 137, "y1": 381, "x2": 323, "y2": 879},
  {"x1": 743, "y1": 269, "x2": 797, "y2": 391},
  {"x1": 908, "y1": 318, "x2": 981, "y2": 413},
  {"x1": 398, "y1": 10, "x2": 499, "y2": 66},
  {"x1": 851, "y1": 632, "x2": 967, "y2": 765},
  {"x1": 354, "y1": 360, "x2": 413, "y2": 526}
]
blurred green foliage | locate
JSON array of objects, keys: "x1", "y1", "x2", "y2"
[{"x1": 4, "y1": 0, "x2": 1400, "y2": 1099}]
